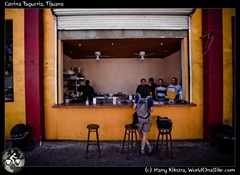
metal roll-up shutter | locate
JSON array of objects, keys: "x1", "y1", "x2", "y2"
[{"x1": 52, "y1": 8, "x2": 195, "y2": 30}]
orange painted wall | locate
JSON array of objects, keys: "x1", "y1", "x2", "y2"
[
  {"x1": 43, "y1": 8, "x2": 203, "y2": 140},
  {"x1": 44, "y1": 106, "x2": 201, "y2": 141}
]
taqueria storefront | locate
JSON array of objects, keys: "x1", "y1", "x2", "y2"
[{"x1": 4, "y1": 8, "x2": 235, "y2": 147}]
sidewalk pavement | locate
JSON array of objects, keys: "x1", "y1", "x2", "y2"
[{"x1": 4, "y1": 139, "x2": 235, "y2": 167}]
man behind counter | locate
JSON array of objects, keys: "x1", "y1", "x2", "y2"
[
  {"x1": 168, "y1": 77, "x2": 182, "y2": 99},
  {"x1": 148, "y1": 77, "x2": 157, "y2": 100},
  {"x1": 136, "y1": 78, "x2": 150, "y2": 97},
  {"x1": 80, "y1": 80, "x2": 95, "y2": 102}
]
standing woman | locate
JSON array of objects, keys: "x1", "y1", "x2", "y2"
[{"x1": 133, "y1": 88, "x2": 154, "y2": 156}]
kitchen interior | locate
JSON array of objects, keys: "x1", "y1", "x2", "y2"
[{"x1": 61, "y1": 38, "x2": 183, "y2": 105}]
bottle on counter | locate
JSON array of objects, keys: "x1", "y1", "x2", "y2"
[
  {"x1": 179, "y1": 91, "x2": 183, "y2": 100},
  {"x1": 129, "y1": 94, "x2": 133, "y2": 101},
  {"x1": 113, "y1": 97, "x2": 117, "y2": 105},
  {"x1": 93, "y1": 97, "x2": 97, "y2": 105},
  {"x1": 65, "y1": 92, "x2": 71, "y2": 103},
  {"x1": 86, "y1": 97, "x2": 89, "y2": 106}
]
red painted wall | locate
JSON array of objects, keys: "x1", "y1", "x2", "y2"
[
  {"x1": 24, "y1": 9, "x2": 44, "y2": 146},
  {"x1": 202, "y1": 9, "x2": 223, "y2": 144}
]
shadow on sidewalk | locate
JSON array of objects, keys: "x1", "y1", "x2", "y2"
[{"x1": 4, "y1": 140, "x2": 235, "y2": 167}]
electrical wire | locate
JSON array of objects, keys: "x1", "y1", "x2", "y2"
[{"x1": 203, "y1": 35, "x2": 214, "y2": 56}]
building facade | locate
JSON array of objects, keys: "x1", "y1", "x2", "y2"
[{"x1": 4, "y1": 8, "x2": 235, "y2": 146}]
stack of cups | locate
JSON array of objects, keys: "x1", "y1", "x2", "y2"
[
  {"x1": 93, "y1": 97, "x2": 97, "y2": 105},
  {"x1": 113, "y1": 97, "x2": 117, "y2": 105},
  {"x1": 129, "y1": 95, "x2": 133, "y2": 101}
]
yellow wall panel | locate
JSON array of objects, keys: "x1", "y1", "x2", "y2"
[
  {"x1": 5, "y1": 9, "x2": 26, "y2": 139},
  {"x1": 222, "y1": 9, "x2": 235, "y2": 125}
]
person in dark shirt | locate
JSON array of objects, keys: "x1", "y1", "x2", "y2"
[
  {"x1": 136, "y1": 78, "x2": 150, "y2": 97},
  {"x1": 80, "y1": 80, "x2": 95, "y2": 102},
  {"x1": 148, "y1": 77, "x2": 157, "y2": 100}
]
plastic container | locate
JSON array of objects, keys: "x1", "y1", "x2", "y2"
[
  {"x1": 216, "y1": 124, "x2": 235, "y2": 155},
  {"x1": 93, "y1": 97, "x2": 97, "y2": 105},
  {"x1": 85, "y1": 97, "x2": 89, "y2": 106},
  {"x1": 113, "y1": 97, "x2": 117, "y2": 105},
  {"x1": 10, "y1": 124, "x2": 29, "y2": 151},
  {"x1": 179, "y1": 91, "x2": 183, "y2": 100}
]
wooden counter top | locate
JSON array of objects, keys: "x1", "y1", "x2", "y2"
[{"x1": 52, "y1": 102, "x2": 197, "y2": 108}]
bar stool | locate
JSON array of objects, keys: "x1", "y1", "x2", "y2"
[
  {"x1": 86, "y1": 124, "x2": 101, "y2": 159},
  {"x1": 155, "y1": 116, "x2": 173, "y2": 159},
  {"x1": 121, "y1": 124, "x2": 138, "y2": 158}
]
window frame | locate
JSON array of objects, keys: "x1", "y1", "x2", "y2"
[{"x1": 5, "y1": 19, "x2": 14, "y2": 102}]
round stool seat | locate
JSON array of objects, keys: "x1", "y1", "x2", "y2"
[
  {"x1": 87, "y1": 124, "x2": 99, "y2": 130},
  {"x1": 158, "y1": 128, "x2": 172, "y2": 134},
  {"x1": 125, "y1": 124, "x2": 137, "y2": 130}
]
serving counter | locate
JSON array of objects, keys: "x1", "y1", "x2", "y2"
[
  {"x1": 52, "y1": 101, "x2": 196, "y2": 108},
  {"x1": 48, "y1": 101, "x2": 199, "y2": 141}
]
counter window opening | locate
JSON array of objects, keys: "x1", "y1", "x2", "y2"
[
  {"x1": 57, "y1": 37, "x2": 190, "y2": 105},
  {"x1": 50, "y1": 8, "x2": 196, "y2": 105}
]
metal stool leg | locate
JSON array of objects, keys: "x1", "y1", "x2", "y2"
[
  {"x1": 166, "y1": 133, "x2": 169, "y2": 150},
  {"x1": 96, "y1": 129, "x2": 101, "y2": 158},
  {"x1": 155, "y1": 131, "x2": 160, "y2": 153},
  {"x1": 169, "y1": 132, "x2": 173, "y2": 159},
  {"x1": 86, "y1": 129, "x2": 90, "y2": 159},
  {"x1": 121, "y1": 129, "x2": 127, "y2": 154},
  {"x1": 122, "y1": 124, "x2": 138, "y2": 158},
  {"x1": 131, "y1": 129, "x2": 134, "y2": 149},
  {"x1": 127, "y1": 129, "x2": 130, "y2": 155},
  {"x1": 160, "y1": 134, "x2": 164, "y2": 159},
  {"x1": 134, "y1": 129, "x2": 138, "y2": 155}
]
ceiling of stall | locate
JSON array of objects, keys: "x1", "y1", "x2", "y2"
[
  {"x1": 63, "y1": 38, "x2": 182, "y2": 59},
  {"x1": 55, "y1": 8, "x2": 196, "y2": 60}
]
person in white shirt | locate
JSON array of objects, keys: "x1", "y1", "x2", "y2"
[
  {"x1": 168, "y1": 77, "x2": 182, "y2": 99},
  {"x1": 155, "y1": 78, "x2": 167, "y2": 101}
]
